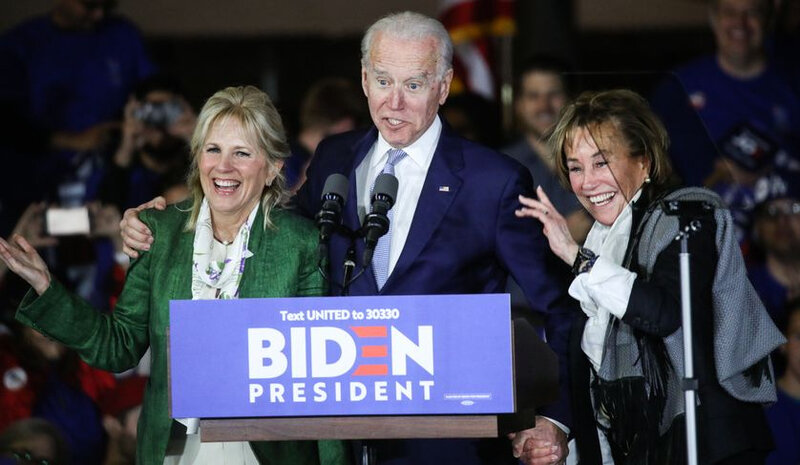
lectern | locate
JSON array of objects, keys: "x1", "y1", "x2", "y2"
[{"x1": 168, "y1": 294, "x2": 559, "y2": 443}]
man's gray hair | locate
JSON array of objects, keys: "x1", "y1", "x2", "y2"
[{"x1": 361, "y1": 11, "x2": 454, "y2": 81}]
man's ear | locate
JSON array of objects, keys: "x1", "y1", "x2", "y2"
[
  {"x1": 361, "y1": 66, "x2": 369, "y2": 97},
  {"x1": 438, "y1": 68, "x2": 454, "y2": 105}
]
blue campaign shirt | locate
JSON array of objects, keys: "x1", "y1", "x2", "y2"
[
  {"x1": 748, "y1": 263, "x2": 790, "y2": 329},
  {"x1": 0, "y1": 14, "x2": 156, "y2": 207},
  {"x1": 33, "y1": 371, "x2": 106, "y2": 465},
  {"x1": 766, "y1": 389, "x2": 800, "y2": 465},
  {"x1": 652, "y1": 56, "x2": 800, "y2": 186},
  {"x1": 0, "y1": 14, "x2": 156, "y2": 133}
]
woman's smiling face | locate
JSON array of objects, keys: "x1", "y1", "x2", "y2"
[
  {"x1": 566, "y1": 124, "x2": 650, "y2": 226},
  {"x1": 198, "y1": 117, "x2": 280, "y2": 226}
]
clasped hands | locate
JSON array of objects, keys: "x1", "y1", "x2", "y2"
[{"x1": 509, "y1": 416, "x2": 568, "y2": 465}]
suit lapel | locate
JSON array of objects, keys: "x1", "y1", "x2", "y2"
[
  {"x1": 163, "y1": 224, "x2": 193, "y2": 301},
  {"x1": 342, "y1": 127, "x2": 378, "y2": 230},
  {"x1": 384, "y1": 126, "x2": 464, "y2": 291},
  {"x1": 238, "y1": 207, "x2": 273, "y2": 298},
  {"x1": 342, "y1": 128, "x2": 380, "y2": 292}
]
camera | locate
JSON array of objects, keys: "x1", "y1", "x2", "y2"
[
  {"x1": 45, "y1": 206, "x2": 91, "y2": 236},
  {"x1": 133, "y1": 100, "x2": 183, "y2": 128}
]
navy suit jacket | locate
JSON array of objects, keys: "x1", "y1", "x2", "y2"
[{"x1": 295, "y1": 123, "x2": 575, "y2": 427}]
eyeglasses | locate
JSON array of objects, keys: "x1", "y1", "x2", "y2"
[
  {"x1": 11, "y1": 450, "x2": 51, "y2": 465},
  {"x1": 763, "y1": 201, "x2": 800, "y2": 218}
]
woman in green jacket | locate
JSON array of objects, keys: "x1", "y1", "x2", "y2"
[{"x1": 0, "y1": 85, "x2": 349, "y2": 465}]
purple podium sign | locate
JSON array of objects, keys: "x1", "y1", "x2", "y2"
[{"x1": 169, "y1": 294, "x2": 513, "y2": 419}]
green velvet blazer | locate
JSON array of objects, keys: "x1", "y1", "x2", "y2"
[{"x1": 17, "y1": 201, "x2": 349, "y2": 465}]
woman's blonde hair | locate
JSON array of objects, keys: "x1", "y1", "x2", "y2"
[
  {"x1": 548, "y1": 88, "x2": 673, "y2": 191},
  {"x1": 184, "y1": 85, "x2": 290, "y2": 230}
]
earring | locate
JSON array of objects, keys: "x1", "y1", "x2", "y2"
[{"x1": 644, "y1": 176, "x2": 651, "y2": 183}]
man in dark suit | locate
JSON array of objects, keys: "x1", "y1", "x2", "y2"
[
  {"x1": 293, "y1": 11, "x2": 574, "y2": 465},
  {"x1": 119, "y1": 11, "x2": 574, "y2": 465}
]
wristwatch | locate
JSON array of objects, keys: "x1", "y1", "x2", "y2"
[{"x1": 571, "y1": 247, "x2": 598, "y2": 275}]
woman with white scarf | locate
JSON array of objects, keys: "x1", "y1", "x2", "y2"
[
  {"x1": 514, "y1": 89, "x2": 782, "y2": 465},
  {"x1": 0, "y1": 86, "x2": 349, "y2": 465}
]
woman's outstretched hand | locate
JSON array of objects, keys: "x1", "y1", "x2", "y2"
[
  {"x1": 516, "y1": 186, "x2": 581, "y2": 266},
  {"x1": 0, "y1": 234, "x2": 52, "y2": 295}
]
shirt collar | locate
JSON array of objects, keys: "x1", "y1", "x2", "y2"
[{"x1": 371, "y1": 115, "x2": 442, "y2": 170}]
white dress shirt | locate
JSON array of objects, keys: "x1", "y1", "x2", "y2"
[{"x1": 355, "y1": 116, "x2": 441, "y2": 277}]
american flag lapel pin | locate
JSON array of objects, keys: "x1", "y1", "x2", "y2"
[{"x1": 438, "y1": 186, "x2": 450, "y2": 192}]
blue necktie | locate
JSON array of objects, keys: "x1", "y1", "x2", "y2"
[{"x1": 372, "y1": 148, "x2": 407, "y2": 290}]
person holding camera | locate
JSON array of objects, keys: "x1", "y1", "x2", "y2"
[
  {"x1": 97, "y1": 75, "x2": 195, "y2": 213},
  {"x1": 0, "y1": 0, "x2": 157, "y2": 238}
]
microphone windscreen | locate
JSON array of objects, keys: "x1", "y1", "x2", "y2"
[
  {"x1": 321, "y1": 173, "x2": 349, "y2": 200},
  {"x1": 373, "y1": 173, "x2": 399, "y2": 203}
]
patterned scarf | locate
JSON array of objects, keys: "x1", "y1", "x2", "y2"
[{"x1": 190, "y1": 198, "x2": 257, "y2": 300}]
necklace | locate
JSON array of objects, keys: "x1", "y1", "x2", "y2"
[{"x1": 215, "y1": 236, "x2": 234, "y2": 246}]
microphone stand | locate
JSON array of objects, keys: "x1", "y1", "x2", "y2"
[
  {"x1": 663, "y1": 199, "x2": 712, "y2": 465},
  {"x1": 317, "y1": 224, "x2": 367, "y2": 297},
  {"x1": 341, "y1": 244, "x2": 357, "y2": 296},
  {"x1": 325, "y1": 225, "x2": 375, "y2": 465},
  {"x1": 676, "y1": 221, "x2": 699, "y2": 465},
  {"x1": 317, "y1": 179, "x2": 394, "y2": 465}
]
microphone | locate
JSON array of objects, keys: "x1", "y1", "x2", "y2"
[
  {"x1": 362, "y1": 173, "x2": 399, "y2": 266},
  {"x1": 315, "y1": 173, "x2": 349, "y2": 258}
]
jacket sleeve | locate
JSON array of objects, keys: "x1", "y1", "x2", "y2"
[
  {"x1": 16, "y1": 212, "x2": 155, "y2": 373},
  {"x1": 296, "y1": 224, "x2": 328, "y2": 298},
  {"x1": 496, "y1": 164, "x2": 577, "y2": 428}
]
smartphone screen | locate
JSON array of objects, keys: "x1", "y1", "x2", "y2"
[{"x1": 46, "y1": 207, "x2": 91, "y2": 236}]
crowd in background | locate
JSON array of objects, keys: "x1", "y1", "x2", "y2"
[{"x1": 0, "y1": 0, "x2": 799, "y2": 464}]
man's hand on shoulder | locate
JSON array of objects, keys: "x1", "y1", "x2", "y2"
[{"x1": 120, "y1": 196, "x2": 166, "y2": 258}]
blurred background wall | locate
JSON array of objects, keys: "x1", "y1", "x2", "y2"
[{"x1": 0, "y1": 0, "x2": 713, "y2": 135}]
